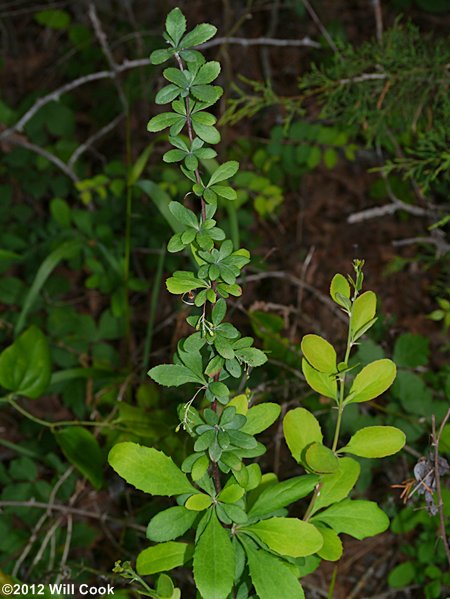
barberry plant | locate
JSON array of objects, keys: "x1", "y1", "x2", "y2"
[{"x1": 108, "y1": 9, "x2": 406, "y2": 598}]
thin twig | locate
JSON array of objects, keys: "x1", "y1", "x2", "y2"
[
  {"x1": 347, "y1": 200, "x2": 428, "y2": 224},
  {"x1": 431, "y1": 409, "x2": 450, "y2": 570},
  {"x1": 4, "y1": 135, "x2": 78, "y2": 182},
  {"x1": 392, "y1": 235, "x2": 450, "y2": 256},
  {"x1": 55, "y1": 515, "x2": 73, "y2": 585},
  {"x1": 0, "y1": 500, "x2": 146, "y2": 533},
  {"x1": 68, "y1": 113, "x2": 125, "y2": 167},
  {"x1": 301, "y1": 0, "x2": 341, "y2": 56},
  {"x1": 371, "y1": 0, "x2": 383, "y2": 44},
  {"x1": 201, "y1": 36, "x2": 321, "y2": 50}
]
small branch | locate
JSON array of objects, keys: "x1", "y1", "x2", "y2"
[
  {"x1": 301, "y1": 0, "x2": 341, "y2": 56},
  {"x1": 4, "y1": 135, "x2": 78, "y2": 182},
  {"x1": 0, "y1": 500, "x2": 146, "y2": 533},
  {"x1": 431, "y1": 409, "x2": 450, "y2": 570},
  {"x1": 68, "y1": 113, "x2": 125, "y2": 167},
  {"x1": 370, "y1": 0, "x2": 383, "y2": 43},
  {"x1": 347, "y1": 199, "x2": 428, "y2": 224},
  {"x1": 202, "y1": 35, "x2": 321, "y2": 50},
  {"x1": 392, "y1": 235, "x2": 450, "y2": 256},
  {"x1": 55, "y1": 515, "x2": 73, "y2": 585}
]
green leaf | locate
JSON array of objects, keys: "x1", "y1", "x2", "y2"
[
  {"x1": 388, "y1": 562, "x2": 416, "y2": 588},
  {"x1": 393, "y1": 333, "x2": 429, "y2": 368},
  {"x1": 192, "y1": 121, "x2": 221, "y2": 144},
  {"x1": 312, "y1": 499, "x2": 389, "y2": 540},
  {"x1": 302, "y1": 359, "x2": 337, "y2": 400},
  {"x1": 310, "y1": 457, "x2": 360, "y2": 516},
  {"x1": 351, "y1": 291, "x2": 376, "y2": 339},
  {"x1": 195, "y1": 61, "x2": 221, "y2": 85},
  {"x1": 0, "y1": 326, "x2": 51, "y2": 399},
  {"x1": 208, "y1": 161, "x2": 239, "y2": 186},
  {"x1": 245, "y1": 517, "x2": 323, "y2": 557},
  {"x1": 165, "y1": 7, "x2": 187, "y2": 45},
  {"x1": 241, "y1": 403, "x2": 280, "y2": 435},
  {"x1": 346, "y1": 359, "x2": 396, "y2": 403},
  {"x1": 35, "y1": 9, "x2": 71, "y2": 29},
  {"x1": 218, "y1": 484, "x2": 245, "y2": 504},
  {"x1": 149, "y1": 364, "x2": 205, "y2": 386},
  {"x1": 147, "y1": 112, "x2": 183, "y2": 132},
  {"x1": 283, "y1": 408, "x2": 323, "y2": 463},
  {"x1": 191, "y1": 85, "x2": 223, "y2": 103},
  {"x1": 156, "y1": 84, "x2": 181, "y2": 105},
  {"x1": 136, "y1": 542, "x2": 193, "y2": 575},
  {"x1": 211, "y1": 185, "x2": 237, "y2": 200},
  {"x1": 243, "y1": 541, "x2": 305, "y2": 599},
  {"x1": 301, "y1": 334, "x2": 336, "y2": 373},
  {"x1": 193, "y1": 510, "x2": 234, "y2": 599},
  {"x1": 166, "y1": 271, "x2": 207, "y2": 294},
  {"x1": 185, "y1": 493, "x2": 213, "y2": 511},
  {"x1": 304, "y1": 443, "x2": 339, "y2": 474},
  {"x1": 147, "y1": 506, "x2": 197, "y2": 542},
  {"x1": 169, "y1": 201, "x2": 198, "y2": 228},
  {"x1": 181, "y1": 23, "x2": 217, "y2": 49},
  {"x1": 314, "y1": 525, "x2": 343, "y2": 561},
  {"x1": 340, "y1": 426, "x2": 406, "y2": 458},
  {"x1": 108, "y1": 442, "x2": 196, "y2": 496},
  {"x1": 150, "y1": 48, "x2": 174, "y2": 65},
  {"x1": 54, "y1": 427, "x2": 104, "y2": 490},
  {"x1": 330, "y1": 274, "x2": 351, "y2": 308},
  {"x1": 248, "y1": 475, "x2": 319, "y2": 518},
  {"x1": 234, "y1": 347, "x2": 267, "y2": 367}
]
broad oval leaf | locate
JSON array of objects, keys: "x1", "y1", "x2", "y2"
[
  {"x1": 147, "y1": 112, "x2": 183, "y2": 132},
  {"x1": 283, "y1": 408, "x2": 323, "y2": 463},
  {"x1": 136, "y1": 542, "x2": 193, "y2": 575},
  {"x1": 302, "y1": 359, "x2": 338, "y2": 400},
  {"x1": 340, "y1": 426, "x2": 406, "y2": 458},
  {"x1": 0, "y1": 326, "x2": 51, "y2": 399},
  {"x1": 165, "y1": 7, "x2": 186, "y2": 45},
  {"x1": 218, "y1": 484, "x2": 245, "y2": 504},
  {"x1": 193, "y1": 510, "x2": 234, "y2": 599},
  {"x1": 314, "y1": 525, "x2": 343, "y2": 561},
  {"x1": 180, "y1": 23, "x2": 217, "y2": 49},
  {"x1": 351, "y1": 291, "x2": 376, "y2": 339},
  {"x1": 243, "y1": 541, "x2": 305, "y2": 599},
  {"x1": 301, "y1": 334, "x2": 336, "y2": 373},
  {"x1": 185, "y1": 493, "x2": 213, "y2": 511},
  {"x1": 310, "y1": 457, "x2": 360, "y2": 516},
  {"x1": 244, "y1": 517, "x2": 323, "y2": 558},
  {"x1": 304, "y1": 443, "x2": 339, "y2": 474},
  {"x1": 312, "y1": 498, "x2": 389, "y2": 540},
  {"x1": 147, "y1": 506, "x2": 197, "y2": 542},
  {"x1": 346, "y1": 359, "x2": 396, "y2": 403},
  {"x1": 240, "y1": 403, "x2": 281, "y2": 435},
  {"x1": 330, "y1": 273, "x2": 351, "y2": 307},
  {"x1": 248, "y1": 474, "x2": 319, "y2": 518},
  {"x1": 54, "y1": 427, "x2": 104, "y2": 490},
  {"x1": 108, "y1": 442, "x2": 195, "y2": 496}
]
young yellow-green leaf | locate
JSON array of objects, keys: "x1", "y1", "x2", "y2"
[
  {"x1": 108, "y1": 442, "x2": 195, "y2": 496},
  {"x1": 147, "y1": 506, "x2": 197, "y2": 542},
  {"x1": 283, "y1": 408, "x2": 323, "y2": 463},
  {"x1": 302, "y1": 359, "x2": 338, "y2": 401},
  {"x1": 351, "y1": 291, "x2": 376, "y2": 339},
  {"x1": 193, "y1": 510, "x2": 234, "y2": 599},
  {"x1": 330, "y1": 273, "x2": 351, "y2": 307},
  {"x1": 218, "y1": 484, "x2": 245, "y2": 504},
  {"x1": 244, "y1": 517, "x2": 323, "y2": 558},
  {"x1": 0, "y1": 325, "x2": 51, "y2": 399},
  {"x1": 301, "y1": 334, "x2": 336, "y2": 373},
  {"x1": 166, "y1": 271, "x2": 207, "y2": 294},
  {"x1": 304, "y1": 443, "x2": 339, "y2": 474},
  {"x1": 185, "y1": 493, "x2": 213, "y2": 511},
  {"x1": 312, "y1": 499, "x2": 389, "y2": 540},
  {"x1": 248, "y1": 475, "x2": 319, "y2": 518},
  {"x1": 340, "y1": 426, "x2": 406, "y2": 458},
  {"x1": 346, "y1": 359, "x2": 396, "y2": 403},
  {"x1": 310, "y1": 457, "x2": 360, "y2": 516},
  {"x1": 240, "y1": 403, "x2": 281, "y2": 435},
  {"x1": 228, "y1": 394, "x2": 248, "y2": 415},
  {"x1": 54, "y1": 427, "x2": 104, "y2": 490},
  {"x1": 165, "y1": 7, "x2": 186, "y2": 45},
  {"x1": 136, "y1": 542, "x2": 193, "y2": 575},
  {"x1": 314, "y1": 525, "x2": 343, "y2": 561},
  {"x1": 243, "y1": 542, "x2": 305, "y2": 599}
]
